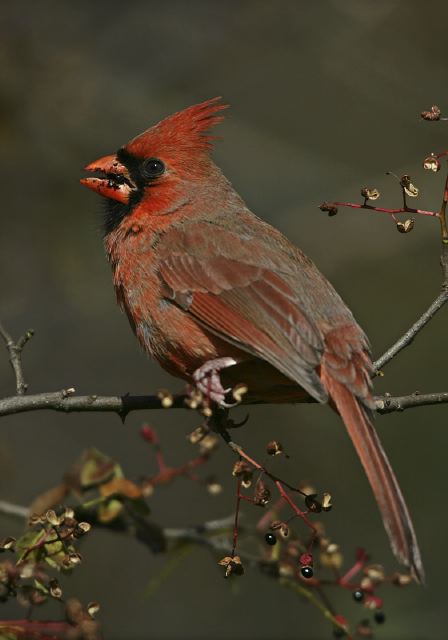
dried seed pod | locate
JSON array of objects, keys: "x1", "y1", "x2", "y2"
[
  {"x1": 67, "y1": 552, "x2": 82, "y2": 566},
  {"x1": 201, "y1": 406, "x2": 213, "y2": 418},
  {"x1": 232, "y1": 383, "x2": 248, "y2": 403},
  {"x1": 364, "y1": 594, "x2": 383, "y2": 610},
  {"x1": 63, "y1": 507, "x2": 75, "y2": 520},
  {"x1": 184, "y1": 388, "x2": 203, "y2": 409},
  {"x1": 218, "y1": 555, "x2": 244, "y2": 577},
  {"x1": 45, "y1": 510, "x2": 62, "y2": 527},
  {"x1": 0, "y1": 537, "x2": 16, "y2": 551},
  {"x1": 400, "y1": 175, "x2": 419, "y2": 197},
  {"x1": 421, "y1": 105, "x2": 441, "y2": 121},
  {"x1": 157, "y1": 389, "x2": 173, "y2": 408},
  {"x1": 87, "y1": 601, "x2": 101, "y2": 618},
  {"x1": 266, "y1": 440, "x2": 283, "y2": 456},
  {"x1": 19, "y1": 565, "x2": 34, "y2": 579},
  {"x1": 188, "y1": 425, "x2": 208, "y2": 444},
  {"x1": 360, "y1": 576, "x2": 374, "y2": 592},
  {"x1": 320, "y1": 202, "x2": 338, "y2": 216},
  {"x1": 365, "y1": 564, "x2": 385, "y2": 583},
  {"x1": 391, "y1": 572, "x2": 413, "y2": 587},
  {"x1": 278, "y1": 561, "x2": 294, "y2": 578},
  {"x1": 206, "y1": 480, "x2": 223, "y2": 496},
  {"x1": 74, "y1": 522, "x2": 91, "y2": 537},
  {"x1": 360, "y1": 187, "x2": 380, "y2": 201},
  {"x1": 305, "y1": 494, "x2": 322, "y2": 513},
  {"x1": 232, "y1": 460, "x2": 253, "y2": 477},
  {"x1": 423, "y1": 154, "x2": 441, "y2": 172},
  {"x1": 254, "y1": 480, "x2": 271, "y2": 506},
  {"x1": 198, "y1": 434, "x2": 219, "y2": 454},
  {"x1": 270, "y1": 520, "x2": 290, "y2": 539},
  {"x1": 321, "y1": 492, "x2": 333, "y2": 512},
  {"x1": 49, "y1": 579, "x2": 62, "y2": 599},
  {"x1": 320, "y1": 548, "x2": 343, "y2": 570},
  {"x1": 396, "y1": 218, "x2": 415, "y2": 234}
]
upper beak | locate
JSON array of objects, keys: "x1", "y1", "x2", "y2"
[{"x1": 80, "y1": 154, "x2": 135, "y2": 203}]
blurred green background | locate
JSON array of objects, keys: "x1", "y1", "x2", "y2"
[{"x1": 1, "y1": 1, "x2": 447, "y2": 638}]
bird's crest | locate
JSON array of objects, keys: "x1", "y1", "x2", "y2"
[{"x1": 125, "y1": 97, "x2": 229, "y2": 158}]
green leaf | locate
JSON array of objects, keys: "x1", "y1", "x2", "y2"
[{"x1": 15, "y1": 528, "x2": 47, "y2": 564}]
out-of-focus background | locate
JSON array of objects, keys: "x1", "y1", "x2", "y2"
[{"x1": 1, "y1": 1, "x2": 447, "y2": 638}]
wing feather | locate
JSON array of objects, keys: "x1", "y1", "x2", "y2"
[{"x1": 157, "y1": 224, "x2": 328, "y2": 402}]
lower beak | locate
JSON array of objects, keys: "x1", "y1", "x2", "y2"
[{"x1": 80, "y1": 154, "x2": 134, "y2": 203}]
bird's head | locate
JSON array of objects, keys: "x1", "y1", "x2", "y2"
[{"x1": 81, "y1": 97, "x2": 228, "y2": 235}]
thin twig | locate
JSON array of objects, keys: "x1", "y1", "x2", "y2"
[
  {"x1": 0, "y1": 323, "x2": 34, "y2": 395},
  {"x1": 322, "y1": 201, "x2": 438, "y2": 218},
  {"x1": 374, "y1": 243, "x2": 448, "y2": 372},
  {"x1": 373, "y1": 288, "x2": 448, "y2": 372},
  {"x1": 0, "y1": 500, "x2": 29, "y2": 519}
]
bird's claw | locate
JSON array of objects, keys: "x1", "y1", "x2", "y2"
[{"x1": 193, "y1": 357, "x2": 238, "y2": 408}]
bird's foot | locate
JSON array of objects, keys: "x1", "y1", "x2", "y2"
[{"x1": 193, "y1": 357, "x2": 238, "y2": 408}]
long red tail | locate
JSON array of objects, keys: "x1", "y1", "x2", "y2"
[{"x1": 321, "y1": 367, "x2": 424, "y2": 583}]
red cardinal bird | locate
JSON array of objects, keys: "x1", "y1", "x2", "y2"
[{"x1": 81, "y1": 98, "x2": 423, "y2": 582}]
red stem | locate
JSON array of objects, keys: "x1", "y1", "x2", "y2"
[
  {"x1": 331, "y1": 201, "x2": 438, "y2": 217},
  {"x1": 274, "y1": 481, "x2": 316, "y2": 535},
  {"x1": 232, "y1": 477, "x2": 242, "y2": 556},
  {"x1": 339, "y1": 558, "x2": 366, "y2": 586}
]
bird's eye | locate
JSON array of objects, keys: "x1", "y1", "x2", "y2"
[{"x1": 141, "y1": 158, "x2": 165, "y2": 179}]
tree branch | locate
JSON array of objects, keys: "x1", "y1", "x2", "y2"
[
  {"x1": 373, "y1": 242, "x2": 448, "y2": 372},
  {"x1": 0, "y1": 389, "x2": 187, "y2": 418},
  {"x1": 0, "y1": 323, "x2": 34, "y2": 395},
  {"x1": 0, "y1": 388, "x2": 447, "y2": 418},
  {"x1": 375, "y1": 391, "x2": 448, "y2": 414}
]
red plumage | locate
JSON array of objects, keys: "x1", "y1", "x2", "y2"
[{"x1": 81, "y1": 98, "x2": 424, "y2": 582}]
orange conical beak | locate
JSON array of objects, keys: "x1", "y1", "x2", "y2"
[{"x1": 80, "y1": 154, "x2": 135, "y2": 203}]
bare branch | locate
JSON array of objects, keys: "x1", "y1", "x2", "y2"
[
  {"x1": 0, "y1": 388, "x2": 447, "y2": 419},
  {"x1": 373, "y1": 243, "x2": 448, "y2": 372},
  {"x1": 0, "y1": 499, "x2": 29, "y2": 519},
  {"x1": 0, "y1": 389, "x2": 188, "y2": 418},
  {"x1": 376, "y1": 391, "x2": 448, "y2": 414},
  {"x1": 0, "y1": 322, "x2": 34, "y2": 395}
]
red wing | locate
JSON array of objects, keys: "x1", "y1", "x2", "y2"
[
  {"x1": 158, "y1": 224, "x2": 328, "y2": 403},
  {"x1": 323, "y1": 326, "x2": 374, "y2": 408}
]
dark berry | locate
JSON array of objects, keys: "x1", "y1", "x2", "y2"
[
  {"x1": 352, "y1": 589, "x2": 364, "y2": 602},
  {"x1": 374, "y1": 611, "x2": 386, "y2": 625},
  {"x1": 332, "y1": 628, "x2": 345, "y2": 638},
  {"x1": 301, "y1": 565, "x2": 314, "y2": 579},
  {"x1": 265, "y1": 532, "x2": 277, "y2": 546}
]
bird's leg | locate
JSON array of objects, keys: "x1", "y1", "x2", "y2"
[{"x1": 192, "y1": 357, "x2": 237, "y2": 407}]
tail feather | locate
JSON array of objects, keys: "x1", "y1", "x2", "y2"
[{"x1": 321, "y1": 366, "x2": 424, "y2": 583}]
